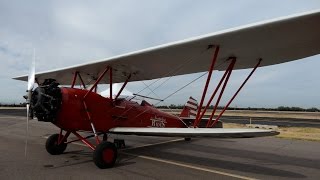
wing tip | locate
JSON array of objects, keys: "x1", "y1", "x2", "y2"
[{"x1": 12, "y1": 75, "x2": 28, "y2": 81}]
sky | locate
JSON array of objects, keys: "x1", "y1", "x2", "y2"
[{"x1": 0, "y1": 0, "x2": 319, "y2": 108}]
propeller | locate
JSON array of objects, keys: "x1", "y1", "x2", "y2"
[{"x1": 25, "y1": 49, "x2": 36, "y2": 157}]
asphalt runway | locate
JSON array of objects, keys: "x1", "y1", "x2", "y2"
[
  {"x1": 219, "y1": 116, "x2": 320, "y2": 128},
  {"x1": 4, "y1": 108, "x2": 320, "y2": 127},
  {"x1": 1, "y1": 110, "x2": 320, "y2": 179}
]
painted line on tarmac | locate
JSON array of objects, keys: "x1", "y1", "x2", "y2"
[
  {"x1": 122, "y1": 152, "x2": 257, "y2": 180},
  {"x1": 123, "y1": 138, "x2": 184, "y2": 150},
  {"x1": 0, "y1": 116, "x2": 25, "y2": 119},
  {"x1": 43, "y1": 136, "x2": 256, "y2": 180}
]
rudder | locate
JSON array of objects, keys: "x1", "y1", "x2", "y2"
[{"x1": 180, "y1": 96, "x2": 198, "y2": 118}]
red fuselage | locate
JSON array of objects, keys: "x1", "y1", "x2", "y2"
[{"x1": 54, "y1": 88, "x2": 187, "y2": 132}]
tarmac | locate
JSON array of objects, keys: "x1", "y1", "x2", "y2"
[
  {"x1": 0, "y1": 109, "x2": 320, "y2": 180},
  {"x1": 4, "y1": 109, "x2": 320, "y2": 127}
]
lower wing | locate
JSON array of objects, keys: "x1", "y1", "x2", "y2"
[{"x1": 109, "y1": 127, "x2": 279, "y2": 138}]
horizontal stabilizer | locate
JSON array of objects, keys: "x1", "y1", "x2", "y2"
[{"x1": 109, "y1": 127, "x2": 279, "y2": 138}]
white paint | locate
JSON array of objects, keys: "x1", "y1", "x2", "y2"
[
  {"x1": 186, "y1": 103, "x2": 197, "y2": 110},
  {"x1": 109, "y1": 127, "x2": 279, "y2": 137},
  {"x1": 122, "y1": 152, "x2": 256, "y2": 180},
  {"x1": 14, "y1": 9, "x2": 320, "y2": 85},
  {"x1": 43, "y1": 136, "x2": 255, "y2": 179},
  {"x1": 100, "y1": 83, "x2": 133, "y2": 98},
  {"x1": 189, "y1": 109, "x2": 197, "y2": 115},
  {"x1": 187, "y1": 98, "x2": 198, "y2": 105}
]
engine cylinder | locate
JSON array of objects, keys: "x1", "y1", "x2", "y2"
[{"x1": 31, "y1": 79, "x2": 62, "y2": 122}]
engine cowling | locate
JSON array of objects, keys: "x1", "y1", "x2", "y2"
[{"x1": 31, "y1": 79, "x2": 62, "y2": 122}]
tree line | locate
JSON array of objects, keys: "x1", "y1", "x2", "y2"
[
  {"x1": 1, "y1": 103, "x2": 319, "y2": 112},
  {"x1": 0, "y1": 103, "x2": 25, "y2": 107},
  {"x1": 157, "y1": 104, "x2": 320, "y2": 112}
]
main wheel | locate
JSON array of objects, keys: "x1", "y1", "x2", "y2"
[
  {"x1": 93, "y1": 141, "x2": 117, "y2": 169},
  {"x1": 45, "y1": 134, "x2": 67, "y2": 155}
]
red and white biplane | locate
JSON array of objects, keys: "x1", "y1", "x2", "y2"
[{"x1": 13, "y1": 10, "x2": 320, "y2": 168}]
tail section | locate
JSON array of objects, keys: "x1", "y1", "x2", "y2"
[{"x1": 180, "y1": 96, "x2": 198, "y2": 118}]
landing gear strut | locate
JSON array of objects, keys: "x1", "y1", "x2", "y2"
[
  {"x1": 103, "y1": 133, "x2": 108, "y2": 141},
  {"x1": 114, "y1": 139, "x2": 126, "y2": 149},
  {"x1": 46, "y1": 131, "x2": 119, "y2": 169}
]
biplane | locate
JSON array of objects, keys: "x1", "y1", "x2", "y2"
[{"x1": 13, "y1": 9, "x2": 320, "y2": 169}]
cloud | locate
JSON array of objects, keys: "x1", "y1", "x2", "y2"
[{"x1": 1, "y1": 0, "x2": 320, "y2": 108}]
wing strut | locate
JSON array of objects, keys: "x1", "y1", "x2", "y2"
[
  {"x1": 73, "y1": 66, "x2": 132, "y2": 143},
  {"x1": 209, "y1": 59, "x2": 261, "y2": 127},
  {"x1": 70, "y1": 71, "x2": 87, "y2": 89},
  {"x1": 193, "y1": 45, "x2": 262, "y2": 127},
  {"x1": 114, "y1": 74, "x2": 131, "y2": 100},
  {"x1": 205, "y1": 58, "x2": 236, "y2": 127},
  {"x1": 82, "y1": 66, "x2": 111, "y2": 144},
  {"x1": 194, "y1": 46, "x2": 219, "y2": 126}
]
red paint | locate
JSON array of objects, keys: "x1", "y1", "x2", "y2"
[
  {"x1": 78, "y1": 73, "x2": 86, "y2": 89},
  {"x1": 199, "y1": 60, "x2": 233, "y2": 125},
  {"x1": 72, "y1": 131, "x2": 96, "y2": 150},
  {"x1": 71, "y1": 72, "x2": 78, "y2": 88},
  {"x1": 103, "y1": 148, "x2": 114, "y2": 163},
  {"x1": 54, "y1": 88, "x2": 187, "y2": 132},
  {"x1": 84, "y1": 66, "x2": 110, "y2": 100},
  {"x1": 115, "y1": 74, "x2": 131, "y2": 100},
  {"x1": 58, "y1": 130, "x2": 70, "y2": 145},
  {"x1": 179, "y1": 106, "x2": 190, "y2": 118},
  {"x1": 194, "y1": 46, "x2": 220, "y2": 127},
  {"x1": 210, "y1": 59, "x2": 262, "y2": 127},
  {"x1": 51, "y1": 65, "x2": 189, "y2": 152},
  {"x1": 206, "y1": 59, "x2": 236, "y2": 127}
]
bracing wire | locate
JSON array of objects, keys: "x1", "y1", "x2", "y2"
[
  {"x1": 154, "y1": 72, "x2": 208, "y2": 106},
  {"x1": 129, "y1": 48, "x2": 210, "y2": 101}
]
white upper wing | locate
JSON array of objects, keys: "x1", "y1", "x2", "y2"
[
  {"x1": 109, "y1": 127, "x2": 279, "y2": 138},
  {"x1": 14, "y1": 10, "x2": 320, "y2": 85}
]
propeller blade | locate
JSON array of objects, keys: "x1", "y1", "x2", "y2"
[
  {"x1": 25, "y1": 49, "x2": 35, "y2": 158},
  {"x1": 25, "y1": 104, "x2": 30, "y2": 158},
  {"x1": 27, "y1": 49, "x2": 35, "y2": 91}
]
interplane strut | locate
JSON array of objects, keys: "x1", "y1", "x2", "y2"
[{"x1": 193, "y1": 45, "x2": 262, "y2": 128}]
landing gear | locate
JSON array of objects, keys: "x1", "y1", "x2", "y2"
[
  {"x1": 184, "y1": 137, "x2": 191, "y2": 141},
  {"x1": 46, "y1": 134, "x2": 67, "y2": 155},
  {"x1": 114, "y1": 139, "x2": 126, "y2": 149},
  {"x1": 46, "y1": 131, "x2": 118, "y2": 169},
  {"x1": 103, "y1": 133, "x2": 108, "y2": 141},
  {"x1": 93, "y1": 141, "x2": 118, "y2": 169}
]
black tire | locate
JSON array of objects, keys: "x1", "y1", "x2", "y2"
[
  {"x1": 93, "y1": 141, "x2": 117, "y2": 169},
  {"x1": 184, "y1": 137, "x2": 191, "y2": 141},
  {"x1": 46, "y1": 134, "x2": 67, "y2": 155}
]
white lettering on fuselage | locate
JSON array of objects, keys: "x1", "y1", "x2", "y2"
[{"x1": 150, "y1": 116, "x2": 167, "y2": 127}]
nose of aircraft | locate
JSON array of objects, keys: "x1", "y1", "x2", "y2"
[{"x1": 31, "y1": 79, "x2": 62, "y2": 122}]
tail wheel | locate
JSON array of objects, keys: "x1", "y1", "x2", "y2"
[
  {"x1": 93, "y1": 141, "x2": 117, "y2": 169},
  {"x1": 46, "y1": 134, "x2": 67, "y2": 155}
]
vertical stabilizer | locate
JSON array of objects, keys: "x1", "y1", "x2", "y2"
[{"x1": 180, "y1": 96, "x2": 198, "y2": 118}]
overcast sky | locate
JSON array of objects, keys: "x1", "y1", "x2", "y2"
[{"x1": 1, "y1": 0, "x2": 320, "y2": 108}]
